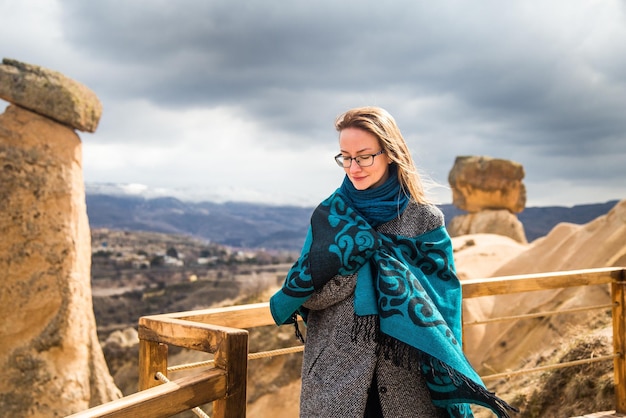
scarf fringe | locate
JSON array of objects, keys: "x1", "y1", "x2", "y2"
[
  {"x1": 351, "y1": 313, "x2": 379, "y2": 343},
  {"x1": 352, "y1": 314, "x2": 423, "y2": 371},
  {"x1": 291, "y1": 313, "x2": 305, "y2": 343},
  {"x1": 351, "y1": 314, "x2": 517, "y2": 418},
  {"x1": 421, "y1": 353, "x2": 519, "y2": 418}
]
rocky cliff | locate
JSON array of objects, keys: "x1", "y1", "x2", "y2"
[{"x1": 0, "y1": 59, "x2": 120, "y2": 416}]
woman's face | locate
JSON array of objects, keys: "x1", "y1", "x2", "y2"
[{"x1": 339, "y1": 127, "x2": 391, "y2": 190}]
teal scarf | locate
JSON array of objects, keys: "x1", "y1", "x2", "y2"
[
  {"x1": 338, "y1": 163, "x2": 409, "y2": 227},
  {"x1": 270, "y1": 191, "x2": 516, "y2": 417}
]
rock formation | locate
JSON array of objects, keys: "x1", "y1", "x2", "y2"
[
  {"x1": 463, "y1": 199, "x2": 626, "y2": 373},
  {"x1": 0, "y1": 59, "x2": 120, "y2": 416},
  {"x1": 0, "y1": 58, "x2": 102, "y2": 132},
  {"x1": 447, "y1": 155, "x2": 528, "y2": 243}
]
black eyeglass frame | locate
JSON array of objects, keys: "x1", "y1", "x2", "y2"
[{"x1": 334, "y1": 150, "x2": 385, "y2": 168}]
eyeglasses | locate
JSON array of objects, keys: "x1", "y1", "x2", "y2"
[{"x1": 334, "y1": 150, "x2": 385, "y2": 168}]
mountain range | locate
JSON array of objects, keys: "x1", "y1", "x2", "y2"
[{"x1": 85, "y1": 189, "x2": 620, "y2": 250}]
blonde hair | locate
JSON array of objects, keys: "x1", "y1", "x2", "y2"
[{"x1": 335, "y1": 106, "x2": 429, "y2": 204}]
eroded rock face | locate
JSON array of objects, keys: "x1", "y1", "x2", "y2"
[
  {"x1": 0, "y1": 105, "x2": 121, "y2": 416},
  {"x1": 447, "y1": 210, "x2": 528, "y2": 244},
  {"x1": 448, "y1": 155, "x2": 526, "y2": 213},
  {"x1": 0, "y1": 58, "x2": 102, "y2": 132}
]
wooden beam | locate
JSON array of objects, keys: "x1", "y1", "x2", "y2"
[
  {"x1": 157, "y1": 302, "x2": 275, "y2": 329},
  {"x1": 213, "y1": 330, "x2": 249, "y2": 418},
  {"x1": 462, "y1": 267, "x2": 621, "y2": 299},
  {"x1": 139, "y1": 317, "x2": 233, "y2": 352},
  {"x1": 613, "y1": 277, "x2": 626, "y2": 413},
  {"x1": 138, "y1": 340, "x2": 167, "y2": 390},
  {"x1": 67, "y1": 369, "x2": 227, "y2": 418}
]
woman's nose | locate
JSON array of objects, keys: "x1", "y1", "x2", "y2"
[{"x1": 349, "y1": 160, "x2": 362, "y2": 172}]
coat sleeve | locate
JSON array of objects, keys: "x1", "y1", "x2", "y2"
[{"x1": 302, "y1": 273, "x2": 356, "y2": 310}]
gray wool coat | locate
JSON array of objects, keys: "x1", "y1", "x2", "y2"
[{"x1": 299, "y1": 202, "x2": 450, "y2": 418}]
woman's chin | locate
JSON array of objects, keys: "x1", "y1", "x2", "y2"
[{"x1": 351, "y1": 182, "x2": 370, "y2": 190}]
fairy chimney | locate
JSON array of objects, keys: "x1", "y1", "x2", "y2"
[
  {"x1": 447, "y1": 156, "x2": 528, "y2": 243},
  {"x1": 0, "y1": 59, "x2": 121, "y2": 416}
]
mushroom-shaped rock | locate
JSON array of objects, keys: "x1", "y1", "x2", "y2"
[
  {"x1": 0, "y1": 58, "x2": 102, "y2": 132},
  {"x1": 448, "y1": 155, "x2": 526, "y2": 213}
]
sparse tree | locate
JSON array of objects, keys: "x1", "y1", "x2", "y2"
[
  {"x1": 150, "y1": 255, "x2": 165, "y2": 267},
  {"x1": 166, "y1": 247, "x2": 179, "y2": 259}
]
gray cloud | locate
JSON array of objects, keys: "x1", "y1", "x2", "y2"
[{"x1": 0, "y1": 0, "x2": 624, "y2": 206}]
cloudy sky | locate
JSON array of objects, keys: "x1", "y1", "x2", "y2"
[{"x1": 1, "y1": 0, "x2": 625, "y2": 207}]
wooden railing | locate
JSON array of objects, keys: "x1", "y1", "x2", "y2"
[{"x1": 69, "y1": 267, "x2": 625, "y2": 417}]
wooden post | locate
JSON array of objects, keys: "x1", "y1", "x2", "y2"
[
  {"x1": 139, "y1": 340, "x2": 169, "y2": 390},
  {"x1": 212, "y1": 329, "x2": 249, "y2": 418},
  {"x1": 612, "y1": 272, "x2": 626, "y2": 413}
]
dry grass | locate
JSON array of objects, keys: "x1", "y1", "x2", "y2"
[
  {"x1": 514, "y1": 331, "x2": 614, "y2": 417},
  {"x1": 471, "y1": 311, "x2": 615, "y2": 418}
]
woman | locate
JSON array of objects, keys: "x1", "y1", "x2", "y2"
[{"x1": 270, "y1": 107, "x2": 515, "y2": 417}]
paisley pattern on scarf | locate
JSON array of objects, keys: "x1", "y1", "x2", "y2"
[
  {"x1": 308, "y1": 194, "x2": 382, "y2": 290},
  {"x1": 376, "y1": 251, "x2": 450, "y2": 331},
  {"x1": 280, "y1": 249, "x2": 314, "y2": 299}
]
